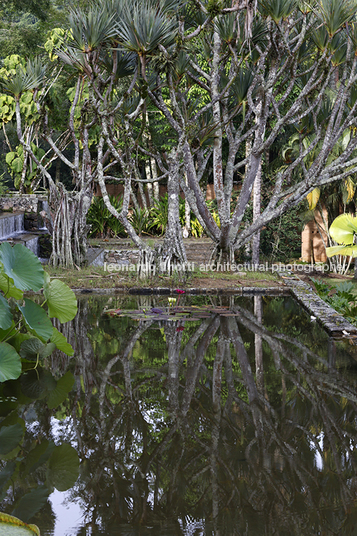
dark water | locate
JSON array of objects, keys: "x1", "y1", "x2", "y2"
[{"x1": 1, "y1": 294, "x2": 357, "y2": 536}]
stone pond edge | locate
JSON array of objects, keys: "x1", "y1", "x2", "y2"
[
  {"x1": 70, "y1": 286, "x2": 289, "y2": 296},
  {"x1": 278, "y1": 274, "x2": 357, "y2": 337},
  {"x1": 25, "y1": 278, "x2": 357, "y2": 337}
]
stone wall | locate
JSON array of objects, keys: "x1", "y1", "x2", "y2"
[
  {"x1": 0, "y1": 194, "x2": 47, "y2": 213},
  {"x1": 104, "y1": 248, "x2": 140, "y2": 265}
]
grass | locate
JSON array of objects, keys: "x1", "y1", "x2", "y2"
[
  {"x1": 44, "y1": 264, "x2": 280, "y2": 290},
  {"x1": 195, "y1": 269, "x2": 277, "y2": 281}
]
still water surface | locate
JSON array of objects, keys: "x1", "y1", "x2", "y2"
[{"x1": 1, "y1": 294, "x2": 357, "y2": 536}]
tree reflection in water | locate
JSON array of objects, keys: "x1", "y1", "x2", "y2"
[{"x1": 3, "y1": 295, "x2": 357, "y2": 535}]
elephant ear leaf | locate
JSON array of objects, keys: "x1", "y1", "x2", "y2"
[
  {"x1": 50, "y1": 327, "x2": 74, "y2": 356},
  {"x1": 329, "y1": 213, "x2": 357, "y2": 245},
  {"x1": 0, "y1": 243, "x2": 44, "y2": 291},
  {"x1": 0, "y1": 343, "x2": 21, "y2": 382},
  {"x1": 18, "y1": 299, "x2": 53, "y2": 341},
  {"x1": 44, "y1": 279, "x2": 77, "y2": 323},
  {"x1": 0, "y1": 294, "x2": 12, "y2": 330}
]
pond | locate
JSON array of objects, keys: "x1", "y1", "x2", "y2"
[{"x1": 1, "y1": 293, "x2": 357, "y2": 536}]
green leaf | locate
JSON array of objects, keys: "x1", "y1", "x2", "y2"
[
  {"x1": 329, "y1": 213, "x2": 357, "y2": 245},
  {"x1": 22, "y1": 440, "x2": 55, "y2": 476},
  {"x1": 44, "y1": 279, "x2": 77, "y2": 323},
  {"x1": 0, "y1": 274, "x2": 23, "y2": 300},
  {"x1": 0, "y1": 294, "x2": 12, "y2": 330},
  {"x1": 47, "y1": 372, "x2": 75, "y2": 409},
  {"x1": 318, "y1": 0, "x2": 356, "y2": 37},
  {"x1": 0, "y1": 461, "x2": 16, "y2": 491},
  {"x1": 10, "y1": 157, "x2": 23, "y2": 174},
  {"x1": 12, "y1": 486, "x2": 49, "y2": 524},
  {"x1": 5, "y1": 152, "x2": 16, "y2": 165},
  {"x1": 20, "y1": 368, "x2": 56, "y2": 400},
  {"x1": 20, "y1": 92, "x2": 33, "y2": 105},
  {"x1": 0, "y1": 424, "x2": 23, "y2": 455},
  {"x1": 0, "y1": 411, "x2": 25, "y2": 432},
  {"x1": 18, "y1": 299, "x2": 53, "y2": 341},
  {"x1": 20, "y1": 338, "x2": 56, "y2": 360},
  {"x1": 50, "y1": 327, "x2": 74, "y2": 356},
  {"x1": 0, "y1": 513, "x2": 40, "y2": 535},
  {"x1": 19, "y1": 338, "x2": 42, "y2": 359},
  {"x1": 0, "y1": 243, "x2": 44, "y2": 291},
  {"x1": 326, "y1": 245, "x2": 357, "y2": 257},
  {"x1": 0, "y1": 343, "x2": 21, "y2": 382},
  {"x1": 47, "y1": 444, "x2": 79, "y2": 491},
  {"x1": 6, "y1": 333, "x2": 31, "y2": 354},
  {"x1": 0, "y1": 322, "x2": 15, "y2": 343}
]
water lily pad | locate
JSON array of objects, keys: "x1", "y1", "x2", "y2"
[
  {"x1": 103, "y1": 305, "x2": 238, "y2": 323},
  {"x1": 0, "y1": 513, "x2": 40, "y2": 535}
]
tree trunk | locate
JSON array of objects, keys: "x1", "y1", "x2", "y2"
[
  {"x1": 254, "y1": 295, "x2": 264, "y2": 394},
  {"x1": 156, "y1": 149, "x2": 187, "y2": 271},
  {"x1": 48, "y1": 184, "x2": 92, "y2": 268},
  {"x1": 251, "y1": 158, "x2": 262, "y2": 266}
]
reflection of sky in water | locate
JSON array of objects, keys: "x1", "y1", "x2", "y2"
[
  {"x1": 50, "y1": 416, "x2": 77, "y2": 446},
  {"x1": 46, "y1": 490, "x2": 84, "y2": 536},
  {"x1": 2, "y1": 295, "x2": 357, "y2": 535},
  {"x1": 314, "y1": 433, "x2": 324, "y2": 470},
  {"x1": 45, "y1": 493, "x2": 208, "y2": 536}
]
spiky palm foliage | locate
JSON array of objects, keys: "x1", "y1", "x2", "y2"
[
  {"x1": 116, "y1": 0, "x2": 179, "y2": 58},
  {"x1": 259, "y1": 0, "x2": 297, "y2": 23},
  {"x1": 3, "y1": 58, "x2": 47, "y2": 97},
  {"x1": 68, "y1": 7, "x2": 118, "y2": 53},
  {"x1": 317, "y1": 0, "x2": 357, "y2": 37}
]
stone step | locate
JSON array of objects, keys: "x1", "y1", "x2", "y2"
[
  {"x1": 87, "y1": 247, "x2": 105, "y2": 266},
  {"x1": 0, "y1": 232, "x2": 42, "y2": 256}
]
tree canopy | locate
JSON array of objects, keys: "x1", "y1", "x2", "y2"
[{"x1": 2, "y1": 0, "x2": 357, "y2": 267}]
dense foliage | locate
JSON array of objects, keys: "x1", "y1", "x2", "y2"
[{"x1": 2, "y1": 0, "x2": 357, "y2": 267}]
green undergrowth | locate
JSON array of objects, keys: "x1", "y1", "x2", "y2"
[{"x1": 310, "y1": 278, "x2": 357, "y2": 326}]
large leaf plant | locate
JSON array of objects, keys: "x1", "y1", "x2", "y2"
[
  {"x1": 326, "y1": 213, "x2": 357, "y2": 258},
  {"x1": 0, "y1": 243, "x2": 79, "y2": 530},
  {"x1": 0, "y1": 242, "x2": 77, "y2": 382}
]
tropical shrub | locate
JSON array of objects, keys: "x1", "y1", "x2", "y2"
[
  {"x1": 129, "y1": 206, "x2": 151, "y2": 236},
  {"x1": 148, "y1": 195, "x2": 169, "y2": 236},
  {"x1": 0, "y1": 242, "x2": 77, "y2": 382},
  {"x1": 0, "y1": 243, "x2": 79, "y2": 525},
  {"x1": 149, "y1": 194, "x2": 205, "y2": 237},
  {"x1": 311, "y1": 278, "x2": 357, "y2": 325},
  {"x1": 326, "y1": 213, "x2": 357, "y2": 258},
  {"x1": 87, "y1": 195, "x2": 126, "y2": 238},
  {"x1": 6, "y1": 143, "x2": 46, "y2": 191}
]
